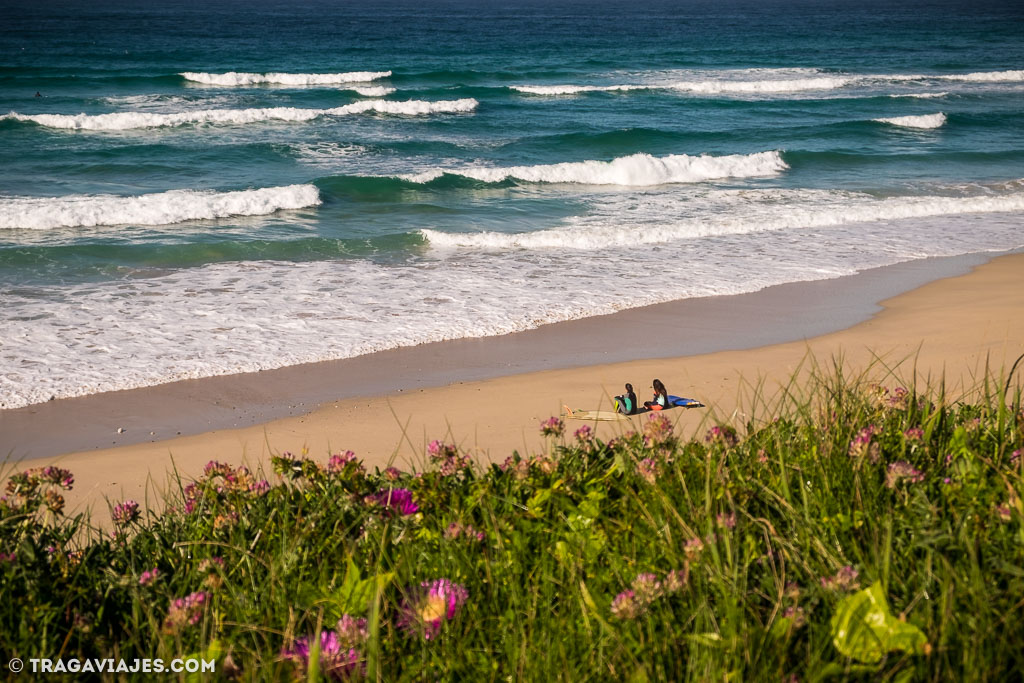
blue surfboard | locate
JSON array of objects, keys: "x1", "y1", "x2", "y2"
[{"x1": 668, "y1": 395, "x2": 705, "y2": 408}]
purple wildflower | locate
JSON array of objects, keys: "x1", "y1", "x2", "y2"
[
  {"x1": 783, "y1": 605, "x2": 807, "y2": 629},
  {"x1": 249, "y1": 479, "x2": 271, "y2": 496},
  {"x1": 382, "y1": 466, "x2": 403, "y2": 481},
  {"x1": 887, "y1": 386, "x2": 909, "y2": 410},
  {"x1": 848, "y1": 425, "x2": 879, "y2": 458},
  {"x1": 0, "y1": 552, "x2": 17, "y2": 564},
  {"x1": 637, "y1": 457, "x2": 660, "y2": 484},
  {"x1": 820, "y1": 565, "x2": 859, "y2": 591},
  {"x1": 664, "y1": 567, "x2": 688, "y2": 592},
  {"x1": 704, "y1": 425, "x2": 739, "y2": 447},
  {"x1": 43, "y1": 489, "x2": 65, "y2": 514},
  {"x1": 631, "y1": 573, "x2": 663, "y2": 603},
  {"x1": 283, "y1": 630, "x2": 362, "y2": 681},
  {"x1": 327, "y1": 451, "x2": 363, "y2": 476},
  {"x1": 684, "y1": 537, "x2": 705, "y2": 561},
  {"x1": 335, "y1": 615, "x2": 369, "y2": 649},
  {"x1": 886, "y1": 461, "x2": 924, "y2": 488},
  {"x1": 138, "y1": 568, "x2": 159, "y2": 586},
  {"x1": 716, "y1": 512, "x2": 737, "y2": 530},
  {"x1": 904, "y1": 427, "x2": 924, "y2": 442},
  {"x1": 111, "y1": 500, "x2": 140, "y2": 527},
  {"x1": 445, "y1": 522, "x2": 485, "y2": 542},
  {"x1": 610, "y1": 590, "x2": 641, "y2": 619},
  {"x1": 198, "y1": 557, "x2": 225, "y2": 589},
  {"x1": 163, "y1": 591, "x2": 209, "y2": 633},
  {"x1": 573, "y1": 424, "x2": 594, "y2": 443},
  {"x1": 369, "y1": 488, "x2": 419, "y2": 516},
  {"x1": 539, "y1": 416, "x2": 564, "y2": 438},
  {"x1": 996, "y1": 504, "x2": 1013, "y2": 522},
  {"x1": 427, "y1": 440, "x2": 459, "y2": 460},
  {"x1": 398, "y1": 579, "x2": 468, "y2": 639},
  {"x1": 644, "y1": 414, "x2": 674, "y2": 447}
]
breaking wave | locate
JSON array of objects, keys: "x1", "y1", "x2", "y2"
[
  {"x1": 399, "y1": 151, "x2": 788, "y2": 186},
  {"x1": 512, "y1": 68, "x2": 1024, "y2": 97},
  {"x1": 874, "y1": 113, "x2": 947, "y2": 129},
  {"x1": 420, "y1": 189, "x2": 1024, "y2": 249},
  {"x1": 0, "y1": 184, "x2": 321, "y2": 230},
  {"x1": 179, "y1": 70, "x2": 392, "y2": 85},
  {"x1": 2, "y1": 98, "x2": 478, "y2": 130}
]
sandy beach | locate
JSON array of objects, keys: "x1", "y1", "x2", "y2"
[{"x1": 5, "y1": 251, "x2": 1023, "y2": 520}]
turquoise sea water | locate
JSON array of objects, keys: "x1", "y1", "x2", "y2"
[{"x1": 1, "y1": 0, "x2": 1022, "y2": 408}]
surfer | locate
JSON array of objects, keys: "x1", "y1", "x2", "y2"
[
  {"x1": 613, "y1": 383, "x2": 638, "y2": 415},
  {"x1": 34, "y1": 91, "x2": 42, "y2": 97},
  {"x1": 644, "y1": 379, "x2": 669, "y2": 410}
]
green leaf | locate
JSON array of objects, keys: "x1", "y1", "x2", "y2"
[
  {"x1": 830, "y1": 581, "x2": 928, "y2": 664},
  {"x1": 314, "y1": 558, "x2": 393, "y2": 620},
  {"x1": 183, "y1": 640, "x2": 222, "y2": 683},
  {"x1": 769, "y1": 616, "x2": 794, "y2": 640}
]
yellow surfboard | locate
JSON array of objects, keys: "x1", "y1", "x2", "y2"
[{"x1": 562, "y1": 405, "x2": 630, "y2": 421}]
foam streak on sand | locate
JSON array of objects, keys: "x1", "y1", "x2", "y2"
[
  {"x1": 2, "y1": 99, "x2": 478, "y2": 130},
  {"x1": 180, "y1": 71, "x2": 392, "y2": 85},
  {"x1": 0, "y1": 185, "x2": 321, "y2": 230},
  {"x1": 400, "y1": 151, "x2": 788, "y2": 186},
  {"x1": 874, "y1": 113, "x2": 947, "y2": 129}
]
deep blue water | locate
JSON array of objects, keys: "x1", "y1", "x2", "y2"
[{"x1": 1, "y1": 0, "x2": 1022, "y2": 407}]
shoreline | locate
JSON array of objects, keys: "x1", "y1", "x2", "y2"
[
  {"x1": 5, "y1": 250, "x2": 1023, "y2": 522},
  {"x1": 0, "y1": 249, "x2": 1010, "y2": 462}
]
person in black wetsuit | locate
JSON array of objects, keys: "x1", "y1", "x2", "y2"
[{"x1": 614, "y1": 383, "x2": 638, "y2": 415}]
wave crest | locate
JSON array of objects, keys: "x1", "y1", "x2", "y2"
[
  {"x1": 512, "y1": 68, "x2": 1024, "y2": 98},
  {"x1": 420, "y1": 190, "x2": 1024, "y2": 250},
  {"x1": 874, "y1": 113, "x2": 947, "y2": 129},
  {"x1": 2, "y1": 98, "x2": 478, "y2": 130},
  {"x1": 0, "y1": 184, "x2": 321, "y2": 230},
  {"x1": 180, "y1": 71, "x2": 392, "y2": 85},
  {"x1": 399, "y1": 151, "x2": 788, "y2": 186}
]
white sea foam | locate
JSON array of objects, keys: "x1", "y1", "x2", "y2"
[
  {"x1": 889, "y1": 92, "x2": 949, "y2": 99},
  {"x1": 936, "y1": 69, "x2": 1024, "y2": 82},
  {"x1": 291, "y1": 142, "x2": 368, "y2": 167},
  {"x1": 512, "y1": 68, "x2": 1024, "y2": 98},
  {"x1": 350, "y1": 86, "x2": 396, "y2": 97},
  {"x1": 670, "y1": 76, "x2": 854, "y2": 94},
  {"x1": 2, "y1": 98, "x2": 478, "y2": 130},
  {"x1": 512, "y1": 76, "x2": 851, "y2": 96},
  {"x1": 0, "y1": 184, "x2": 321, "y2": 230},
  {"x1": 4, "y1": 183, "x2": 1023, "y2": 409},
  {"x1": 874, "y1": 113, "x2": 947, "y2": 129},
  {"x1": 420, "y1": 189, "x2": 1024, "y2": 250},
  {"x1": 180, "y1": 70, "x2": 392, "y2": 86},
  {"x1": 399, "y1": 151, "x2": 788, "y2": 186},
  {"x1": 511, "y1": 84, "x2": 646, "y2": 95}
]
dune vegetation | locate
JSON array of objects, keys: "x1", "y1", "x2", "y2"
[{"x1": 3, "y1": 362, "x2": 1023, "y2": 681}]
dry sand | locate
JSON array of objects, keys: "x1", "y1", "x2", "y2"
[{"x1": 6, "y1": 252, "x2": 1023, "y2": 521}]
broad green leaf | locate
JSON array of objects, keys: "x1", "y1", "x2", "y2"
[
  {"x1": 314, "y1": 558, "x2": 394, "y2": 620},
  {"x1": 830, "y1": 581, "x2": 928, "y2": 664}
]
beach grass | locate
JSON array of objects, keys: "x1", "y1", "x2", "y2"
[{"x1": 2, "y1": 360, "x2": 1023, "y2": 681}]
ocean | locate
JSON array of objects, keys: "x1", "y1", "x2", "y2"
[{"x1": 1, "y1": 0, "x2": 1022, "y2": 409}]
